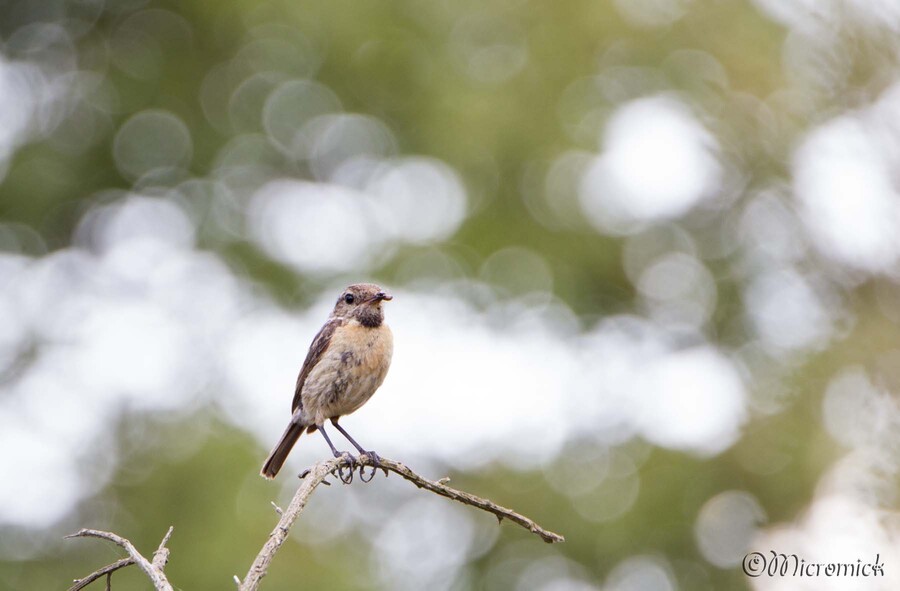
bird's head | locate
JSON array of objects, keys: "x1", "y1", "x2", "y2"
[{"x1": 332, "y1": 283, "x2": 393, "y2": 327}]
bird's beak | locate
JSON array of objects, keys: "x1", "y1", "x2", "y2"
[{"x1": 374, "y1": 291, "x2": 392, "y2": 302}]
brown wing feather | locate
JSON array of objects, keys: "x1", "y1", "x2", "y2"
[{"x1": 291, "y1": 317, "x2": 343, "y2": 413}]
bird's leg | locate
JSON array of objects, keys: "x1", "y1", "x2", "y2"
[
  {"x1": 330, "y1": 419, "x2": 367, "y2": 454},
  {"x1": 331, "y1": 419, "x2": 383, "y2": 482},
  {"x1": 316, "y1": 423, "x2": 342, "y2": 456},
  {"x1": 316, "y1": 424, "x2": 355, "y2": 484}
]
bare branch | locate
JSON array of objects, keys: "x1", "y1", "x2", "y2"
[
  {"x1": 369, "y1": 456, "x2": 565, "y2": 543},
  {"x1": 67, "y1": 558, "x2": 134, "y2": 591},
  {"x1": 67, "y1": 456, "x2": 562, "y2": 591},
  {"x1": 240, "y1": 454, "x2": 564, "y2": 591},
  {"x1": 151, "y1": 526, "x2": 174, "y2": 572},
  {"x1": 239, "y1": 457, "x2": 340, "y2": 591},
  {"x1": 66, "y1": 528, "x2": 175, "y2": 591}
]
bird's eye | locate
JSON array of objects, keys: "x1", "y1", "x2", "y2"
[{"x1": 343, "y1": 293, "x2": 355, "y2": 304}]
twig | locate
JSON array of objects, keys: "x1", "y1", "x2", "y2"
[
  {"x1": 67, "y1": 558, "x2": 134, "y2": 591},
  {"x1": 369, "y1": 456, "x2": 564, "y2": 543},
  {"x1": 151, "y1": 526, "x2": 174, "y2": 571},
  {"x1": 239, "y1": 454, "x2": 563, "y2": 591},
  {"x1": 66, "y1": 528, "x2": 175, "y2": 591},
  {"x1": 239, "y1": 458, "x2": 340, "y2": 591}
]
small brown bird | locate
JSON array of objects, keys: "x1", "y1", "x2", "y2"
[{"x1": 261, "y1": 283, "x2": 394, "y2": 479}]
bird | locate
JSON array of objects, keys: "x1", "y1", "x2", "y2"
[{"x1": 261, "y1": 283, "x2": 394, "y2": 479}]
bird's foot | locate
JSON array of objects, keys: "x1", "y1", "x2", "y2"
[
  {"x1": 332, "y1": 451, "x2": 356, "y2": 484},
  {"x1": 358, "y1": 451, "x2": 385, "y2": 482}
]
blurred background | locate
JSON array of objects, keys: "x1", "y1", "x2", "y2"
[{"x1": 1, "y1": 0, "x2": 900, "y2": 589}]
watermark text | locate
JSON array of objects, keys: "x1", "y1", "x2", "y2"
[{"x1": 742, "y1": 551, "x2": 884, "y2": 578}]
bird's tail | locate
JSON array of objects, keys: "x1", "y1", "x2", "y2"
[{"x1": 261, "y1": 420, "x2": 307, "y2": 479}]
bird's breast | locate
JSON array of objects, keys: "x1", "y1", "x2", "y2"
[
  {"x1": 334, "y1": 320, "x2": 393, "y2": 372},
  {"x1": 302, "y1": 320, "x2": 393, "y2": 422}
]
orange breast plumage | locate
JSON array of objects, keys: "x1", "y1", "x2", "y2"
[{"x1": 301, "y1": 320, "x2": 393, "y2": 424}]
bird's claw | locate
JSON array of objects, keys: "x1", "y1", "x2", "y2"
[
  {"x1": 358, "y1": 451, "x2": 384, "y2": 483},
  {"x1": 326, "y1": 451, "x2": 383, "y2": 484},
  {"x1": 333, "y1": 452, "x2": 356, "y2": 484}
]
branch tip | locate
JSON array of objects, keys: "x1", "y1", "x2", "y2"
[{"x1": 65, "y1": 528, "x2": 174, "y2": 591}]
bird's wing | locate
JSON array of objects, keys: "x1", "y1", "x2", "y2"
[{"x1": 292, "y1": 316, "x2": 343, "y2": 413}]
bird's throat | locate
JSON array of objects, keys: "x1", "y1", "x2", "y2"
[{"x1": 355, "y1": 306, "x2": 383, "y2": 328}]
